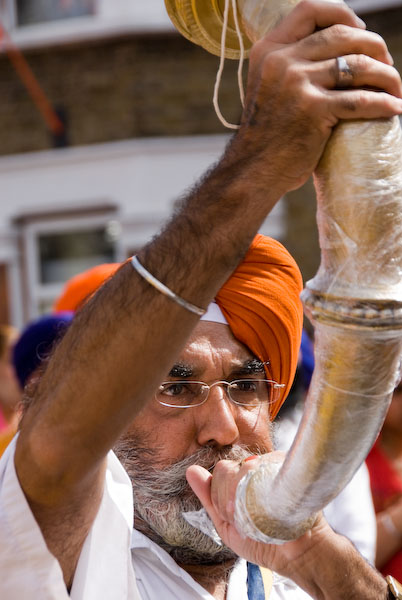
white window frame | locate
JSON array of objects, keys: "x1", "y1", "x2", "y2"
[
  {"x1": 0, "y1": 0, "x2": 174, "y2": 50},
  {"x1": 22, "y1": 212, "x2": 124, "y2": 320}
]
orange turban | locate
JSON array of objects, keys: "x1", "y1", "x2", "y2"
[
  {"x1": 53, "y1": 263, "x2": 120, "y2": 312},
  {"x1": 216, "y1": 234, "x2": 303, "y2": 420}
]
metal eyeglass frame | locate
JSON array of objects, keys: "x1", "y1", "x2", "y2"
[{"x1": 156, "y1": 379, "x2": 285, "y2": 408}]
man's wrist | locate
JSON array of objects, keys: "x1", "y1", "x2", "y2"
[{"x1": 283, "y1": 526, "x2": 390, "y2": 600}]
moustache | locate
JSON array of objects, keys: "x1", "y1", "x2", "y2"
[{"x1": 126, "y1": 445, "x2": 257, "y2": 501}]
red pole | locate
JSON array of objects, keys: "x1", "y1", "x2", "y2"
[{"x1": 0, "y1": 22, "x2": 64, "y2": 136}]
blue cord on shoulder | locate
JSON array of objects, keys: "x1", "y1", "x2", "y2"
[{"x1": 247, "y1": 563, "x2": 266, "y2": 600}]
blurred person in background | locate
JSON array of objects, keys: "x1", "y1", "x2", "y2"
[
  {"x1": 12, "y1": 312, "x2": 74, "y2": 391},
  {"x1": 0, "y1": 325, "x2": 21, "y2": 456},
  {"x1": 53, "y1": 263, "x2": 120, "y2": 313},
  {"x1": 275, "y1": 330, "x2": 377, "y2": 564},
  {"x1": 0, "y1": 314, "x2": 74, "y2": 457},
  {"x1": 366, "y1": 383, "x2": 402, "y2": 580}
]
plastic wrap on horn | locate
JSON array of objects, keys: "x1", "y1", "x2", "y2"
[{"x1": 310, "y1": 118, "x2": 402, "y2": 301}]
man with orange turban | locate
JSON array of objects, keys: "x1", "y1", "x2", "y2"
[
  {"x1": 3, "y1": 232, "x2": 311, "y2": 600},
  {"x1": 0, "y1": 1, "x2": 400, "y2": 599},
  {"x1": 0, "y1": 229, "x2": 389, "y2": 600}
]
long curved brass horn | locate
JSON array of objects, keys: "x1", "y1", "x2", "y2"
[{"x1": 166, "y1": 0, "x2": 402, "y2": 543}]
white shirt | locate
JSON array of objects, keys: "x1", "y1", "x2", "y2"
[
  {"x1": 131, "y1": 526, "x2": 311, "y2": 600},
  {"x1": 0, "y1": 436, "x2": 312, "y2": 600}
]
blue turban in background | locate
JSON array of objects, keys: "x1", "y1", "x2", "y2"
[{"x1": 13, "y1": 312, "x2": 74, "y2": 388}]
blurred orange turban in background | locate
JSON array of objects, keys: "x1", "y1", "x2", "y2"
[
  {"x1": 53, "y1": 263, "x2": 120, "y2": 312},
  {"x1": 216, "y1": 234, "x2": 303, "y2": 420}
]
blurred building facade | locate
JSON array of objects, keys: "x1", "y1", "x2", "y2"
[{"x1": 0, "y1": 0, "x2": 400, "y2": 326}]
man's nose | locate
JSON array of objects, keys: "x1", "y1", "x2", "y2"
[{"x1": 194, "y1": 385, "x2": 240, "y2": 448}]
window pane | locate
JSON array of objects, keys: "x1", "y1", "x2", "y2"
[
  {"x1": 38, "y1": 228, "x2": 116, "y2": 284},
  {"x1": 17, "y1": 0, "x2": 96, "y2": 26}
]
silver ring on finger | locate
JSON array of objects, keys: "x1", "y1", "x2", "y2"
[{"x1": 335, "y1": 56, "x2": 354, "y2": 88}]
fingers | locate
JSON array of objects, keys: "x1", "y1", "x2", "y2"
[
  {"x1": 186, "y1": 465, "x2": 226, "y2": 529},
  {"x1": 299, "y1": 26, "x2": 393, "y2": 66},
  {"x1": 247, "y1": 0, "x2": 367, "y2": 91},
  {"x1": 268, "y1": 0, "x2": 366, "y2": 45},
  {"x1": 247, "y1": 1, "x2": 401, "y2": 119},
  {"x1": 206, "y1": 460, "x2": 237, "y2": 523},
  {"x1": 186, "y1": 464, "x2": 213, "y2": 510},
  {"x1": 187, "y1": 460, "x2": 256, "y2": 526},
  {"x1": 327, "y1": 88, "x2": 402, "y2": 120},
  {"x1": 313, "y1": 56, "x2": 402, "y2": 98}
]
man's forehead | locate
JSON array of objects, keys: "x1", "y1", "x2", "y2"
[
  {"x1": 185, "y1": 320, "x2": 246, "y2": 352},
  {"x1": 173, "y1": 321, "x2": 259, "y2": 372}
]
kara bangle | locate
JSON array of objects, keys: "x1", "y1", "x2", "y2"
[{"x1": 131, "y1": 255, "x2": 206, "y2": 317}]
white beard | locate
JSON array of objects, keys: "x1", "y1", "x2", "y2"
[{"x1": 113, "y1": 440, "x2": 258, "y2": 564}]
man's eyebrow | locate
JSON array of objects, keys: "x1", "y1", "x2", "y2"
[
  {"x1": 231, "y1": 359, "x2": 266, "y2": 376},
  {"x1": 168, "y1": 363, "x2": 194, "y2": 378}
]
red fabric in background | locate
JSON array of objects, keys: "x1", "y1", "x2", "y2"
[{"x1": 366, "y1": 440, "x2": 402, "y2": 579}]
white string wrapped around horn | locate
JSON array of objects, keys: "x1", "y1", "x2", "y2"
[{"x1": 165, "y1": 0, "x2": 402, "y2": 544}]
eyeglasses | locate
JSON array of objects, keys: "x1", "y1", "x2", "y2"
[{"x1": 155, "y1": 379, "x2": 285, "y2": 409}]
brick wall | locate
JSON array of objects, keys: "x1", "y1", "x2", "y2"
[{"x1": 0, "y1": 33, "x2": 241, "y2": 155}]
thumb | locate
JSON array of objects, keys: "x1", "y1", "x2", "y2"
[
  {"x1": 186, "y1": 465, "x2": 225, "y2": 529},
  {"x1": 186, "y1": 465, "x2": 213, "y2": 511}
]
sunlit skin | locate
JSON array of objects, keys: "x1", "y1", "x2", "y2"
[{"x1": 126, "y1": 321, "x2": 273, "y2": 467}]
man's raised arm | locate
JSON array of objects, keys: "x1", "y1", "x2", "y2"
[{"x1": 12, "y1": 0, "x2": 402, "y2": 588}]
